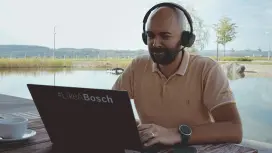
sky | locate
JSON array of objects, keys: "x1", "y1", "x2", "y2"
[{"x1": 0, "y1": 0, "x2": 272, "y2": 50}]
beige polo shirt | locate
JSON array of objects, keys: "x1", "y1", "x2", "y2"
[{"x1": 112, "y1": 51, "x2": 235, "y2": 128}]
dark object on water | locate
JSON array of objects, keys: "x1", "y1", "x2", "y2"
[
  {"x1": 106, "y1": 67, "x2": 124, "y2": 75},
  {"x1": 237, "y1": 65, "x2": 245, "y2": 73}
]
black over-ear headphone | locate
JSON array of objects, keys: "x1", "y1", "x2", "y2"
[{"x1": 142, "y1": 2, "x2": 196, "y2": 47}]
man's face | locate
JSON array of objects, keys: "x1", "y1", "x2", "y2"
[{"x1": 146, "y1": 7, "x2": 183, "y2": 52}]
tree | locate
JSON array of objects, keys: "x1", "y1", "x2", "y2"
[
  {"x1": 213, "y1": 17, "x2": 237, "y2": 57},
  {"x1": 168, "y1": 1, "x2": 209, "y2": 52},
  {"x1": 187, "y1": 8, "x2": 210, "y2": 52}
]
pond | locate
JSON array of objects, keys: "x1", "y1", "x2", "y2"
[{"x1": 0, "y1": 68, "x2": 271, "y2": 143}]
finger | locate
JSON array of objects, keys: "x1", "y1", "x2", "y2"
[
  {"x1": 138, "y1": 124, "x2": 152, "y2": 131},
  {"x1": 139, "y1": 128, "x2": 151, "y2": 137},
  {"x1": 141, "y1": 133, "x2": 151, "y2": 143},
  {"x1": 140, "y1": 130, "x2": 156, "y2": 143},
  {"x1": 144, "y1": 137, "x2": 160, "y2": 147},
  {"x1": 138, "y1": 124, "x2": 151, "y2": 131}
]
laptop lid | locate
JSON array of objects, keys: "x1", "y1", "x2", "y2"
[{"x1": 27, "y1": 84, "x2": 143, "y2": 153}]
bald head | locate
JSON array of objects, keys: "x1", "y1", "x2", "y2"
[
  {"x1": 146, "y1": 6, "x2": 186, "y2": 49},
  {"x1": 147, "y1": 6, "x2": 186, "y2": 34}
]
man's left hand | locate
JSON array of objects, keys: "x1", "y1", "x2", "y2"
[{"x1": 137, "y1": 123, "x2": 180, "y2": 147}]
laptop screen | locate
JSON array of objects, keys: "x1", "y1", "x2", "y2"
[{"x1": 28, "y1": 84, "x2": 143, "y2": 152}]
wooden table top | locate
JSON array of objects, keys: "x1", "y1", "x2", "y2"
[{"x1": 0, "y1": 118, "x2": 258, "y2": 153}]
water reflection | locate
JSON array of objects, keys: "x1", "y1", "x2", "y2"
[
  {"x1": 0, "y1": 64, "x2": 247, "y2": 80},
  {"x1": 0, "y1": 68, "x2": 271, "y2": 143},
  {"x1": 0, "y1": 68, "x2": 73, "y2": 77},
  {"x1": 231, "y1": 77, "x2": 272, "y2": 143},
  {"x1": 227, "y1": 71, "x2": 245, "y2": 80}
]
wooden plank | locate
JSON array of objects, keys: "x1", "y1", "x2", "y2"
[
  {"x1": 1, "y1": 142, "x2": 53, "y2": 153},
  {"x1": 0, "y1": 128, "x2": 50, "y2": 152},
  {"x1": 11, "y1": 111, "x2": 40, "y2": 120},
  {"x1": 0, "y1": 94, "x2": 37, "y2": 115},
  {"x1": 0, "y1": 94, "x2": 32, "y2": 103},
  {"x1": 0, "y1": 118, "x2": 264, "y2": 153},
  {"x1": 193, "y1": 144, "x2": 257, "y2": 153},
  {"x1": 242, "y1": 140, "x2": 272, "y2": 153},
  {"x1": 0, "y1": 111, "x2": 40, "y2": 120},
  {"x1": 0, "y1": 119, "x2": 53, "y2": 153}
]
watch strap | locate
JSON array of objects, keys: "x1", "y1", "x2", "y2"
[
  {"x1": 178, "y1": 125, "x2": 191, "y2": 146},
  {"x1": 181, "y1": 134, "x2": 189, "y2": 145}
]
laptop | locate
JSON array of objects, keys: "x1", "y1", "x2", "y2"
[{"x1": 27, "y1": 84, "x2": 146, "y2": 153}]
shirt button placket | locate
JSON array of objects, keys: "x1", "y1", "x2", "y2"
[{"x1": 162, "y1": 78, "x2": 168, "y2": 103}]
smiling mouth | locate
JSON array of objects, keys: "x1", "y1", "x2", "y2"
[{"x1": 153, "y1": 52, "x2": 164, "y2": 55}]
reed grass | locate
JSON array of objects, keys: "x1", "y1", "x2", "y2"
[
  {"x1": 209, "y1": 56, "x2": 269, "y2": 61},
  {"x1": 0, "y1": 57, "x2": 271, "y2": 69},
  {"x1": 0, "y1": 58, "x2": 73, "y2": 68}
]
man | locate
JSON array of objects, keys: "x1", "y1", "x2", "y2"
[{"x1": 112, "y1": 4, "x2": 242, "y2": 147}]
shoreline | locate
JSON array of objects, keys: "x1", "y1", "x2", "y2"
[
  {"x1": 0, "y1": 63, "x2": 272, "y2": 78},
  {"x1": 2, "y1": 61, "x2": 272, "y2": 69},
  {"x1": 0, "y1": 58, "x2": 272, "y2": 78}
]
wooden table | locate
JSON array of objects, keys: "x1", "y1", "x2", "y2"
[{"x1": 0, "y1": 119, "x2": 258, "y2": 153}]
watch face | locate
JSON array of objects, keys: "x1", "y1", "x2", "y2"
[{"x1": 179, "y1": 125, "x2": 192, "y2": 135}]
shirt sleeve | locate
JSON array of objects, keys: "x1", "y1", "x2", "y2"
[
  {"x1": 203, "y1": 63, "x2": 236, "y2": 112},
  {"x1": 111, "y1": 59, "x2": 135, "y2": 99}
]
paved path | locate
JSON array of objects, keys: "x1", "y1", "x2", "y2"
[{"x1": 0, "y1": 94, "x2": 40, "y2": 119}]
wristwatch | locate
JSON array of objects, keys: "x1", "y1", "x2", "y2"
[{"x1": 178, "y1": 124, "x2": 192, "y2": 145}]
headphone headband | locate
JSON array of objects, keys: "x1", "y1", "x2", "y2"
[{"x1": 142, "y1": 2, "x2": 194, "y2": 35}]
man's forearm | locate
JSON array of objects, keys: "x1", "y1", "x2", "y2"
[{"x1": 172, "y1": 122, "x2": 242, "y2": 145}]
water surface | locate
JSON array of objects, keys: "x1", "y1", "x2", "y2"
[{"x1": 0, "y1": 68, "x2": 271, "y2": 143}]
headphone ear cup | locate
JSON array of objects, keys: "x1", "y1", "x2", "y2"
[
  {"x1": 188, "y1": 33, "x2": 196, "y2": 47},
  {"x1": 180, "y1": 31, "x2": 195, "y2": 47},
  {"x1": 142, "y1": 32, "x2": 147, "y2": 45}
]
